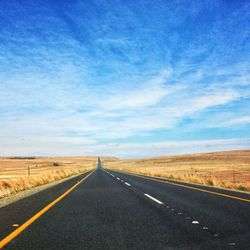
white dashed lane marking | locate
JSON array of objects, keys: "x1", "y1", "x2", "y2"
[
  {"x1": 144, "y1": 193, "x2": 164, "y2": 205},
  {"x1": 105, "y1": 170, "x2": 218, "y2": 238},
  {"x1": 192, "y1": 221, "x2": 199, "y2": 224}
]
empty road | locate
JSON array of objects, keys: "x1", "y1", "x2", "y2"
[{"x1": 0, "y1": 161, "x2": 249, "y2": 249}]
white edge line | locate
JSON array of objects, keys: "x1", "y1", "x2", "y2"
[
  {"x1": 144, "y1": 193, "x2": 164, "y2": 205},
  {"x1": 125, "y1": 182, "x2": 131, "y2": 186}
]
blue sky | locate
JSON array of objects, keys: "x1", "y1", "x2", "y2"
[{"x1": 0, "y1": 0, "x2": 250, "y2": 158}]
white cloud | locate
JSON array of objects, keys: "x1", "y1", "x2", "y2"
[
  {"x1": 0, "y1": 13, "x2": 249, "y2": 157},
  {"x1": 91, "y1": 138, "x2": 250, "y2": 158},
  {"x1": 181, "y1": 90, "x2": 240, "y2": 114},
  {"x1": 95, "y1": 68, "x2": 173, "y2": 110},
  {"x1": 0, "y1": 66, "x2": 245, "y2": 145},
  {"x1": 219, "y1": 116, "x2": 250, "y2": 127},
  {"x1": 1, "y1": 137, "x2": 249, "y2": 158}
]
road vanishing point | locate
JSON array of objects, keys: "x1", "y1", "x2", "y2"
[{"x1": 0, "y1": 158, "x2": 249, "y2": 249}]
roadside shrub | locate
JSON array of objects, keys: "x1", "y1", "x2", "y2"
[
  {"x1": 0, "y1": 168, "x2": 92, "y2": 199},
  {"x1": 237, "y1": 185, "x2": 247, "y2": 191},
  {"x1": 206, "y1": 179, "x2": 214, "y2": 186}
]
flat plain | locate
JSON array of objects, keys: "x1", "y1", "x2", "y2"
[
  {"x1": 0, "y1": 156, "x2": 98, "y2": 178},
  {"x1": 104, "y1": 150, "x2": 250, "y2": 192},
  {"x1": 0, "y1": 156, "x2": 99, "y2": 198}
]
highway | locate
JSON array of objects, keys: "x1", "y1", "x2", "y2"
[{"x1": 0, "y1": 160, "x2": 249, "y2": 249}]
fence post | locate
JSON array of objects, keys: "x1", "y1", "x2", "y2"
[
  {"x1": 233, "y1": 172, "x2": 239, "y2": 183},
  {"x1": 28, "y1": 165, "x2": 30, "y2": 176}
]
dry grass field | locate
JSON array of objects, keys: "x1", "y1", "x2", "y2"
[
  {"x1": 104, "y1": 150, "x2": 250, "y2": 192},
  {"x1": 0, "y1": 156, "x2": 99, "y2": 198}
]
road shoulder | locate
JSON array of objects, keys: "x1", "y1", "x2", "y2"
[{"x1": 0, "y1": 172, "x2": 91, "y2": 208}]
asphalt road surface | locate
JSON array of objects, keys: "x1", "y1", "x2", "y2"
[{"x1": 0, "y1": 161, "x2": 249, "y2": 249}]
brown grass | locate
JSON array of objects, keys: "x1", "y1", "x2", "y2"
[
  {"x1": 0, "y1": 156, "x2": 101, "y2": 198},
  {"x1": 104, "y1": 150, "x2": 250, "y2": 192}
]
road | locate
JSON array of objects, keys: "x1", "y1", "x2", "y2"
[{"x1": 0, "y1": 160, "x2": 249, "y2": 249}]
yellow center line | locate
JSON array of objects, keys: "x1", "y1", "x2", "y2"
[
  {"x1": 0, "y1": 169, "x2": 96, "y2": 249},
  {"x1": 114, "y1": 170, "x2": 250, "y2": 203}
]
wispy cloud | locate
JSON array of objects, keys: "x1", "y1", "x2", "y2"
[
  {"x1": 1, "y1": 137, "x2": 249, "y2": 158},
  {"x1": 92, "y1": 138, "x2": 250, "y2": 158},
  {"x1": 0, "y1": 0, "x2": 249, "y2": 157}
]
